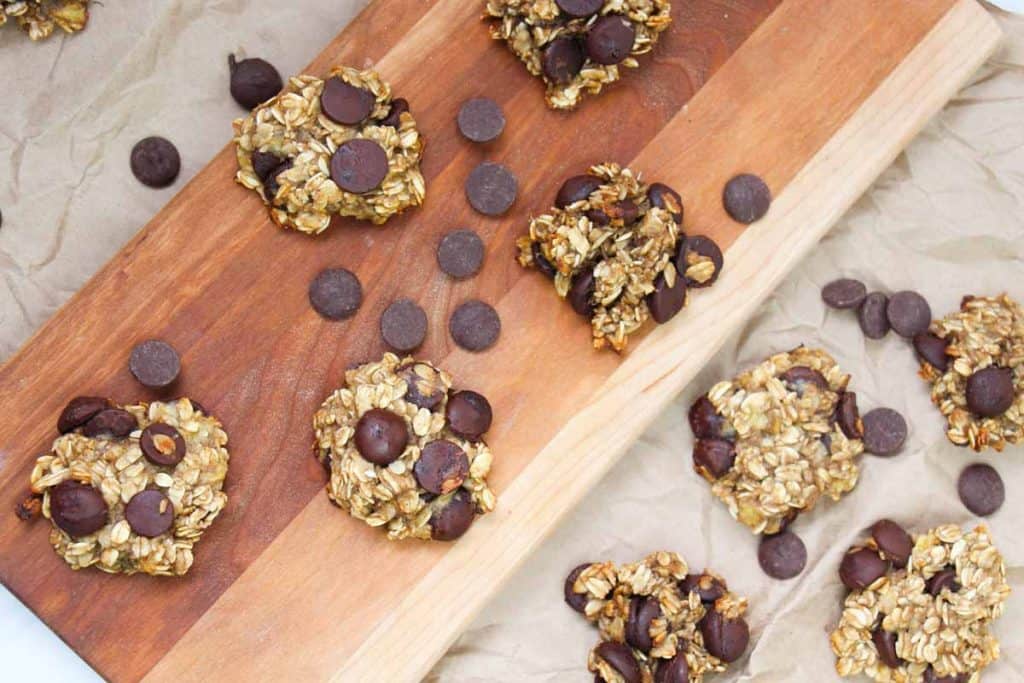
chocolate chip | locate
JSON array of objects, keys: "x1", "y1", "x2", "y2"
[
  {"x1": 886, "y1": 291, "x2": 932, "y2": 338},
  {"x1": 532, "y1": 242, "x2": 557, "y2": 279},
  {"x1": 723, "y1": 174, "x2": 771, "y2": 223},
  {"x1": 262, "y1": 158, "x2": 292, "y2": 201},
  {"x1": 58, "y1": 396, "x2": 110, "y2": 434},
  {"x1": 330, "y1": 138, "x2": 389, "y2": 194},
  {"x1": 586, "y1": 209, "x2": 611, "y2": 226},
  {"x1": 957, "y1": 463, "x2": 1004, "y2": 516},
  {"x1": 130, "y1": 137, "x2": 181, "y2": 188},
  {"x1": 430, "y1": 488, "x2": 476, "y2": 541},
  {"x1": 437, "y1": 229, "x2": 485, "y2": 279},
  {"x1": 680, "y1": 236, "x2": 723, "y2": 288},
  {"x1": 689, "y1": 395, "x2": 728, "y2": 440},
  {"x1": 251, "y1": 151, "x2": 285, "y2": 180},
  {"x1": 965, "y1": 366, "x2": 1014, "y2": 418},
  {"x1": 564, "y1": 563, "x2": 591, "y2": 612},
  {"x1": 81, "y1": 408, "x2": 138, "y2": 438},
  {"x1": 924, "y1": 667, "x2": 968, "y2": 683},
  {"x1": 140, "y1": 423, "x2": 186, "y2": 467},
  {"x1": 862, "y1": 408, "x2": 907, "y2": 456},
  {"x1": 594, "y1": 642, "x2": 641, "y2": 683},
  {"x1": 858, "y1": 292, "x2": 890, "y2": 339},
  {"x1": 398, "y1": 362, "x2": 447, "y2": 410},
  {"x1": 839, "y1": 547, "x2": 889, "y2": 590},
  {"x1": 124, "y1": 489, "x2": 174, "y2": 538},
  {"x1": 414, "y1": 440, "x2": 469, "y2": 495},
  {"x1": 309, "y1": 267, "x2": 362, "y2": 320},
  {"x1": 693, "y1": 438, "x2": 736, "y2": 480},
  {"x1": 49, "y1": 481, "x2": 108, "y2": 537},
  {"x1": 872, "y1": 627, "x2": 901, "y2": 668},
  {"x1": 758, "y1": 531, "x2": 807, "y2": 580},
  {"x1": 129, "y1": 339, "x2": 181, "y2": 388},
  {"x1": 927, "y1": 568, "x2": 960, "y2": 597},
  {"x1": 607, "y1": 199, "x2": 639, "y2": 225},
  {"x1": 822, "y1": 278, "x2": 867, "y2": 310},
  {"x1": 699, "y1": 609, "x2": 749, "y2": 663},
  {"x1": 586, "y1": 15, "x2": 636, "y2": 65},
  {"x1": 870, "y1": 519, "x2": 912, "y2": 568},
  {"x1": 654, "y1": 652, "x2": 689, "y2": 683},
  {"x1": 568, "y1": 268, "x2": 596, "y2": 316},
  {"x1": 836, "y1": 392, "x2": 863, "y2": 439},
  {"x1": 913, "y1": 333, "x2": 950, "y2": 373},
  {"x1": 625, "y1": 596, "x2": 662, "y2": 652},
  {"x1": 556, "y1": 175, "x2": 603, "y2": 209},
  {"x1": 446, "y1": 390, "x2": 493, "y2": 440},
  {"x1": 542, "y1": 37, "x2": 585, "y2": 85},
  {"x1": 320, "y1": 77, "x2": 375, "y2": 125},
  {"x1": 380, "y1": 299, "x2": 428, "y2": 352},
  {"x1": 646, "y1": 271, "x2": 687, "y2": 324},
  {"x1": 449, "y1": 300, "x2": 501, "y2": 351},
  {"x1": 457, "y1": 97, "x2": 505, "y2": 143},
  {"x1": 647, "y1": 183, "x2": 683, "y2": 224},
  {"x1": 556, "y1": 0, "x2": 602, "y2": 17},
  {"x1": 465, "y1": 162, "x2": 518, "y2": 216},
  {"x1": 354, "y1": 408, "x2": 409, "y2": 466},
  {"x1": 780, "y1": 366, "x2": 829, "y2": 396},
  {"x1": 679, "y1": 573, "x2": 726, "y2": 604},
  {"x1": 228, "y1": 54, "x2": 282, "y2": 109},
  {"x1": 379, "y1": 98, "x2": 409, "y2": 128}
]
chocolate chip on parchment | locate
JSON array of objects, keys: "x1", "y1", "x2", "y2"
[
  {"x1": 647, "y1": 183, "x2": 683, "y2": 224},
  {"x1": 532, "y1": 242, "x2": 557, "y2": 279},
  {"x1": 50, "y1": 481, "x2": 108, "y2": 537},
  {"x1": 689, "y1": 395, "x2": 728, "y2": 440},
  {"x1": 446, "y1": 390, "x2": 493, "y2": 441},
  {"x1": 586, "y1": 15, "x2": 636, "y2": 66},
  {"x1": 654, "y1": 653, "x2": 690, "y2": 683},
  {"x1": 564, "y1": 563, "x2": 592, "y2": 613},
  {"x1": 320, "y1": 77, "x2": 375, "y2": 125},
  {"x1": 699, "y1": 609, "x2": 749, "y2": 663},
  {"x1": 923, "y1": 667, "x2": 967, "y2": 683},
  {"x1": 679, "y1": 572, "x2": 726, "y2": 605},
  {"x1": 822, "y1": 278, "x2": 867, "y2": 310},
  {"x1": 872, "y1": 627, "x2": 901, "y2": 668},
  {"x1": 625, "y1": 596, "x2": 662, "y2": 652},
  {"x1": 568, "y1": 268, "x2": 596, "y2": 316},
  {"x1": 758, "y1": 531, "x2": 807, "y2": 579},
  {"x1": 839, "y1": 547, "x2": 889, "y2": 590},
  {"x1": 414, "y1": 440, "x2": 469, "y2": 495},
  {"x1": 927, "y1": 567, "x2": 960, "y2": 597},
  {"x1": 330, "y1": 138, "x2": 389, "y2": 194},
  {"x1": 693, "y1": 438, "x2": 736, "y2": 480},
  {"x1": 595, "y1": 642, "x2": 642, "y2": 683},
  {"x1": 140, "y1": 423, "x2": 186, "y2": 467},
  {"x1": 723, "y1": 173, "x2": 770, "y2": 223},
  {"x1": 354, "y1": 408, "x2": 409, "y2": 466},
  {"x1": 646, "y1": 271, "x2": 687, "y2": 324},
  {"x1": 228, "y1": 54, "x2": 283, "y2": 109},
  {"x1": 679, "y1": 235, "x2": 723, "y2": 288},
  {"x1": 886, "y1": 291, "x2": 932, "y2": 338},
  {"x1": 81, "y1": 408, "x2": 138, "y2": 438},
  {"x1": 556, "y1": 0, "x2": 602, "y2": 17},
  {"x1": 125, "y1": 489, "x2": 174, "y2": 538},
  {"x1": 870, "y1": 519, "x2": 912, "y2": 568},
  {"x1": 913, "y1": 333, "x2": 950, "y2": 373},
  {"x1": 309, "y1": 267, "x2": 363, "y2": 320},
  {"x1": 437, "y1": 229, "x2": 485, "y2": 279},
  {"x1": 380, "y1": 299, "x2": 428, "y2": 352},
  {"x1": 957, "y1": 463, "x2": 1004, "y2": 517},
  {"x1": 430, "y1": 488, "x2": 476, "y2": 541},
  {"x1": 556, "y1": 174, "x2": 602, "y2": 209},
  {"x1": 542, "y1": 37, "x2": 585, "y2": 85},
  {"x1": 457, "y1": 97, "x2": 505, "y2": 143},
  {"x1": 449, "y1": 300, "x2": 501, "y2": 351},
  {"x1": 130, "y1": 137, "x2": 180, "y2": 188},
  {"x1": 965, "y1": 367, "x2": 1014, "y2": 418},
  {"x1": 858, "y1": 292, "x2": 890, "y2": 339},
  {"x1": 780, "y1": 366, "x2": 828, "y2": 396},
  {"x1": 379, "y1": 98, "x2": 409, "y2": 128},
  {"x1": 862, "y1": 408, "x2": 907, "y2": 456},
  {"x1": 58, "y1": 396, "x2": 111, "y2": 433},
  {"x1": 836, "y1": 392, "x2": 863, "y2": 439},
  {"x1": 466, "y1": 162, "x2": 518, "y2": 216},
  {"x1": 129, "y1": 339, "x2": 181, "y2": 388}
]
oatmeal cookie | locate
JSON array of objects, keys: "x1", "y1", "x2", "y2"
[
  {"x1": 312, "y1": 353, "x2": 496, "y2": 541},
  {"x1": 30, "y1": 397, "x2": 229, "y2": 576},
  {"x1": 233, "y1": 66, "x2": 425, "y2": 234},
  {"x1": 830, "y1": 522, "x2": 1009, "y2": 682},
  {"x1": 484, "y1": 0, "x2": 672, "y2": 110},
  {"x1": 916, "y1": 294, "x2": 1024, "y2": 452},
  {"x1": 1, "y1": 0, "x2": 87, "y2": 40}
]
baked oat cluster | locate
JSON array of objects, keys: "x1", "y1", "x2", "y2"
[
  {"x1": 233, "y1": 66, "x2": 425, "y2": 234},
  {"x1": 30, "y1": 397, "x2": 229, "y2": 576},
  {"x1": 916, "y1": 294, "x2": 1023, "y2": 452},
  {"x1": 564, "y1": 552, "x2": 750, "y2": 682},
  {"x1": 312, "y1": 353, "x2": 496, "y2": 542},
  {"x1": 517, "y1": 163, "x2": 723, "y2": 351},
  {"x1": 485, "y1": 0, "x2": 672, "y2": 109},
  {"x1": 1, "y1": 0, "x2": 87, "y2": 40},
  {"x1": 689, "y1": 347, "x2": 865, "y2": 535},
  {"x1": 830, "y1": 522, "x2": 1009, "y2": 683}
]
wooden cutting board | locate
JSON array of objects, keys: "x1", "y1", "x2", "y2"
[{"x1": 0, "y1": 0, "x2": 1000, "y2": 680}]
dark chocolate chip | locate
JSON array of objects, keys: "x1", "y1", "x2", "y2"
[
  {"x1": 586, "y1": 209, "x2": 611, "y2": 226},
  {"x1": 564, "y1": 563, "x2": 591, "y2": 613},
  {"x1": 354, "y1": 408, "x2": 409, "y2": 466},
  {"x1": 262, "y1": 158, "x2": 292, "y2": 201},
  {"x1": 594, "y1": 642, "x2": 641, "y2": 683},
  {"x1": 646, "y1": 271, "x2": 687, "y2": 324},
  {"x1": 839, "y1": 547, "x2": 890, "y2": 591},
  {"x1": 647, "y1": 183, "x2": 683, "y2": 223},
  {"x1": 680, "y1": 236, "x2": 723, "y2": 288},
  {"x1": 228, "y1": 54, "x2": 283, "y2": 109},
  {"x1": 556, "y1": 175, "x2": 603, "y2": 209},
  {"x1": 780, "y1": 366, "x2": 829, "y2": 396},
  {"x1": 398, "y1": 362, "x2": 447, "y2": 410},
  {"x1": 679, "y1": 573, "x2": 726, "y2": 605},
  {"x1": 532, "y1": 242, "x2": 557, "y2": 279},
  {"x1": 568, "y1": 268, "x2": 596, "y2": 316},
  {"x1": 688, "y1": 395, "x2": 728, "y2": 440},
  {"x1": 184, "y1": 398, "x2": 208, "y2": 416},
  {"x1": 129, "y1": 339, "x2": 181, "y2": 388},
  {"x1": 449, "y1": 300, "x2": 501, "y2": 351},
  {"x1": 822, "y1": 278, "x2": 868, "y2": 310},
  {"x1": 924, "y1": 667, "x2": 968, "y2": 683},
  {"x1": 957, "y1": 463, "x2": 1004, "y2": 516},
  {"x1": 836, "y1": 391, "x2": 863, "y2": 439},
  {"x1": 862, "y1": 408, "x2": 907, "y2": 457},
  {"x1": 330, "y1": 138, "x2": 389, "y2": 194},
  {"x1": 886, "y1": 291, "x2": 932, "y2": 338},
  {"x1": 654, "y1": 652, "x2": 690, "y2": 683},
  {"x1": 81, "y1": 409, "x2": 138, "y2": 438},
  {"x1": 586, "y1": 15, "x2": 636, "y2": 66},
  {"x1": 446, "y1": 390, "x2": 493, "y2": 440},
  {"x1": 380, "y1": 299, "x2": 428, "y2": 352},
  {"x1": 49, "y1": 481, "x2": 108, "y2": 537},
  {"x1": 309, "y1": 267, "x2": 363, "y2": 320},
  {"x1": 124, "y1": 489, "x2": 174, "y2": 538},
  {"x1": 693, "y1": 438, "x2": 736, "y2": 480},
  {"x1": 723, "y1": 174, "x2": 771, "y2": 223},
  {"x1": 556, "y1": 0, "x2": 602, "y2": 17},
  {"x1": 414, "y1": 440, "x2": 469, "y2": 495},
  {"x1": 379, "y1": 98, "x2": 409, "y2": 128},
  {"x1": 607, "y1": 199, "x2": 639, "y2": 225},
  {"x1": 965, "y1": 366, "x2": 1014, "y2": 418},
  {"x1": 430, "y1": 488, "x2": 476, "y2": 541},
  {"x1": 58, "y1": 396, "x2": 110, "y2": 434},
  {"x1": 251, "y1": 150, "x2": 285, "y2": 180},
  {"x1": 542, "y1": 37, "x2": 585, "y2": 85},
  {"x1": 927, "y1": 568, "x2": 960, "y2": 597},
  {"x1": 758, "y1": 531, "x2": 807, "y2": 580},
  {"x1": 858, "y1": 292, "x2": 891, "y2": 339},
  {"x1": 437, "y1": 229, "x2": 485, "y2": 279},
  {"x1": 130, "y1": 137, "x2": 181, "y2": 188},
  {"x1": 140, "y1": 423, "x2": 186, "y2": 467},
  {"x1": 870, "y1": 519, "x2": 912, "y2": 568},
  {"x1": 625, "y1": 596, "x2": 662, "y2": 652},
  {"x1": 457, "y1": 97, "x2": 505, "y2": 143},
  {"x1": 913, "y1": 333, "x2": 950, "y2": 373},
  {"x1": 320, "y1": 77, "x2": 375, "y2": 125},
  {"x1": 872, "y1": 627, "x2": 901, "y2": 668},
  {"x1": 699, "y1": 609, "x2": 749, "y2": 663},
  {"x1": 465, "y1": 162, "x2": 518, "y2": 216}
]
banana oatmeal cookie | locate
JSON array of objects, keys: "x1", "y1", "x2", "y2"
[
  {"x1": 915, "y1": 294, "x2": 1023, "y2": 452},
  {"x1": 830, "y1": 522, "x2": 1009, "y2": 682},
  {"x1": 1, "y1": 0, "x2": 87, "y2": 40},
  {"x1": 485, "y1": 0, "x2": 672, "y2": 110},
  {"x1": 30, "y1": 397, "x2": 229, "y2": 576},
  {"x1": 312, "y1": 353, "x2": 496, "y2": 541},
  {"x1": 688, "y1": 347, "x2": 865, "y2": 535},
  {"x1": 565, "y1": 551, "x2": 750, "y2": 682},
  {"x1": 233, "y1": 66, "x2": 425, "y2": 234},
  {"x1": 517, "y1": 163, "x2": 722, "y2": 352}
]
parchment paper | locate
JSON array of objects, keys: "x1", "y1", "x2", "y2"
[{"x1": 2, "y1": 2, "x2": 1023, "y2": 681}]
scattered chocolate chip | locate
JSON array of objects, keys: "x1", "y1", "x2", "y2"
[
  {"x1": 330, "y1": 138, "x2": 389, "y2": 194},
  {"x1": 124, "y1": 489, "x2": 174, "y2": 538},
  {"x1": 886, "y1": 291, "x2": 932, "y2": 338},
  {"x1": 556, "y1": 175, "x2": 603, "y2": 209},
  {"x1": 320, "y1": 77, "x2": 375, "y2": 125},
  {"x1": 595, "y1": 642, "x2": 641, "y2": 683},
  {"x1": 568, "y1": 268, "x2": 596, "y2": 316},
  {"x1": 680, "y1": 236, "x2": 723, "y2": 288},
  {"x1": 689, "y1": 396, "x2": 728, "y2": 440},
  {"x1": 923, "y1": 667, "x2": 968, "y2": 683},
  {"x1": 130, "y1": 137, "x2": 180, "y2": 188},
  {"x1": 542, "y1": 37, "x2": 585, "y2": 85},
  {"x1": 647, "y1": 183, "x2": 683, "y2": 223},
  {"x1": 465, "y1": 162, "x2": 518, "y2": 216},
  {"x1": 836, "y1": 392, "x2": 863, "y2": 439},
  {"x1": 58, "y1": 396, "x2": 110, "y2": 434},
  {"x1": 758, "y1": 531, "x2": 807, "y2": 579},
  {"x1": 81, "y1": 408, "x2": 138, "y2": 438},
  {"x1": 872, "y1": 627, "x2": 901, "y2": 668},
  {"x1": 15, "y1": 493, "x2": 42, "y2": 521},
  {"x1": 654, "y1": 652, "x2": 690, "y2": 683},
  {"x1": 862, "y1": 408, "x2": 907, "y2": 456},
  {"x1": 50, "y1": 481, "x2": 108, "y2": 537},
  {"x1": 858, "y1": 292, "x2": 890, "y2": 339},
  {"x1": 699, "y1": 609, "x2": 749, "y2": 663},
  {"x1": 646, "y1": 271, "x2": 687, "y2": 324},
  {"x1": 693, "y1": 438, "x2": 736, "y2": 480},
  {"x1": 309, "y1": 267, "x2": 363, "y2": 320},
  {"x1": 140, "y1": 423, "x2": 186, "y2": 467},
  {"x1": 586, "y1": 15, "x2": 636, "y2": 66},
  {"x1": 556, "y1": 0, "x2": 602, "y2": 17},
  {"x1": 457, "y1": 97, "x2": 505, "y2": 143},
  {"x1": 398, "y1": 362, "x2": 447, "y2": 410},
  {"x1": 839, "y1": 547, "x2": 889, "y2": 591},
  {"x1": 780, "y1": 366, "x2": 829, "y2": 396},
  {"x1": 446, "y1": 390, "x2": 493, "y2": 440},
  {"x1": 228, "y1": 54, "x2": 282, "y2": 109},
  {"x1": 723, "y1": 174, "x2": 770, "y2": 223},
  {"x1": 957, "y1": 463, "x2": 1004, "y2": 517},
  {"x1": 437, "y1": 229, "x2": 485, "y2": 279},
  {"x1": 354, "y1": 408, "x2": 409, "y2": 466},
  {"x1": 430, "y1": 488, "x2": 476, "y2": 541},
  {"x1": 379, "y1": 98, "x2": 409, "y2": 128},
  {"x1": 380, "y1": 299, "x2": 428, "y2": 352},
  {"x1": 913, "y1": 333, "x2": 950, "y2": 373},
  {"x1": 449, "y1": 300, "x2": 501, "y2": 351},
  {"x1": 927, "y1": 568, "x2": 960, "y2": 597},
  {"x1": 129, "y1": 339, "x2": 181, "y2": 388},
  {"x1": 965, "y1": 367, "x2": 1014, "y2": 418},
  {"x1": 414, "y1": 440, "x2": 469, "y2": 495},
  {"x1": 532, "y1": 242, "x2": 557, "y2": 279},
  {"x1": 679, "y1": 573, "x2": 726, "y2": 604},
  {"x1": 870, "y1": 519, "x2": 912, "y2": 568},
  {"x1": 822, "y1": 278, "x2": 867, "y2": 310},
  {"x1": 564, "y1": 563, "x2": 591, "y2": 613},
  {"x1": 625, "y1": 596, "x2": 662, "y2": 652}
]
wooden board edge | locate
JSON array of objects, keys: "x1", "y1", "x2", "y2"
[{"x1": 332, "y1": 2, "x2": 1001, "y2": 680}]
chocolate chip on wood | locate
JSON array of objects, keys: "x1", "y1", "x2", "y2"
[
  {"x1": 309, "y1": 267, "x2": 362, "y2": 320},
  {"x1": 228, "y1": 54, "x2": 283, "y2": 109},
  {"x1": 723, "y1": 173, "x2": 771, "y2": 223},
  {"x1": 465, "y1": 162, "x2": 518, "y2": 216},
  {"x1": 957, "y1": 464, "x2": 1004, "y2": 516},
  {"x1": 449, "y1": 300, "x2": 501, "y2": 351},
  {"x1": 130, "y1": 137, "x2": 181, "y2": 188},
  {"x1": 380, "y1": 299, "x2": 427, "y2": 352},
  {"x1": 445, "y1": 390, "x2": 493, "y2": 440},
  {"x1": 129, "y1": 339, "x2": 181, "y2": 388},
  {"x1": 437, "y1": 229, "x2": 485, "y2": 279},
  {"x1": 457, "y1": 97, "x2": 506, "y2": 143}
]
